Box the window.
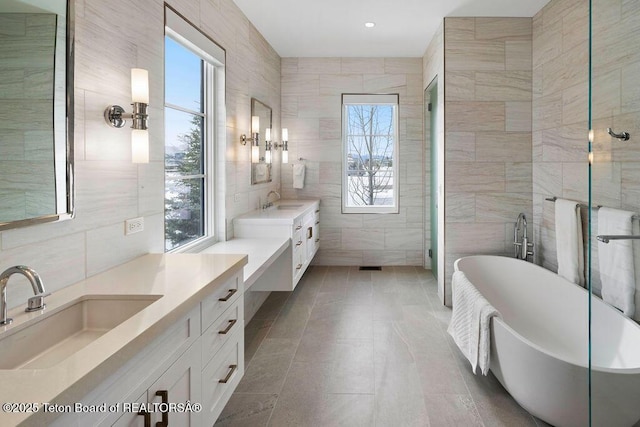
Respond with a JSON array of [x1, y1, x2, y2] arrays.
[[164, 7, 225, 251], [342, 94, 399, 214]]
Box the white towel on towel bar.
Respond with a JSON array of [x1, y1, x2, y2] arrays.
[[598, 207, 636, 316], [293, 164, 305, 189], [447, 270, 501, 375], [555, 198, 585, 287]]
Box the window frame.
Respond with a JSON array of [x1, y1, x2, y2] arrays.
[[164, 6, 225, 253], [341, 93, 400, 214]]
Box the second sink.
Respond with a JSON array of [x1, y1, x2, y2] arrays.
[[277, 204, 303, 210]]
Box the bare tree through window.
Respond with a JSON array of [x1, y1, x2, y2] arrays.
[[343, 94, 398, 213]]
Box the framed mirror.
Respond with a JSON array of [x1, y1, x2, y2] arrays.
[[251, 98, 272, 185], [0, 0, 74, 230]]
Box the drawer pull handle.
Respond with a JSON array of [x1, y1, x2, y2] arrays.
[[295, 240, 302, 247], [155, 390, 169, 427], [295, 225, 302, 230], [218, 288, 237, 302], [137, 410, 151, 427], [219, 319, 237, 334], [315, 238, 320, 243], [315, 209, 320, 213], [219, 364, 238, 383], [296, 264, 302, 270], [315, 221, 320, 225], [307, 227, 313, 239]]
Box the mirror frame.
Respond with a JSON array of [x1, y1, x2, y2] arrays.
[[0, 0, 74, 231], [251, 97, 272, 185]]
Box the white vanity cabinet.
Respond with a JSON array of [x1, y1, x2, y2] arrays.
[[234, 200, 320, 290], [49, 268, 245, 427]]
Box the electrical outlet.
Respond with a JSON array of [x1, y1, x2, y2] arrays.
[[234, 193, 241, 202], [125, 217, 144, 235]]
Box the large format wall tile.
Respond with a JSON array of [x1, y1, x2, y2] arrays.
[[443, 17, 533, 304], [282, 57, 424, 266]]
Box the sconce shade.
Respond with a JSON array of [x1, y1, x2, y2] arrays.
[[251, 116, 260, 134], [265, 149, 272, 164], [131, 68, 149, 104], [265, 128, 271, 141], [282, 128, 288, 141], [251, 145, 260, 164], [282, 149, 288, 164], [132, 129, 149, 163]]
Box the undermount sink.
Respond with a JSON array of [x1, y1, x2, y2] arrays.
[[277, 204, 303, 210], [0, 295, 161, 370]]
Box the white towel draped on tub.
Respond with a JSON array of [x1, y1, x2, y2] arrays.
[[555, 198, 585, 287], [598, 207, 636, 317], [293, 164, 305, 189], [447, 270, 501, 375]]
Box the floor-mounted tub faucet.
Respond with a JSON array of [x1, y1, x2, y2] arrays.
[[514, 213, 534, 261], [0, 266, 47, 325]]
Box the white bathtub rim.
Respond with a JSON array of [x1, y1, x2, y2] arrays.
[[454, 255, 640, 375]]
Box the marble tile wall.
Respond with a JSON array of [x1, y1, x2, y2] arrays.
[[281, 58, 424, 266], [0, 0, 281, 310], [531, 0, 589, 276], [533, 0, 640, 316], [443, 18, 533, 304]]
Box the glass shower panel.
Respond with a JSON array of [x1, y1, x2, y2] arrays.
[[590, 1, 640, 426]]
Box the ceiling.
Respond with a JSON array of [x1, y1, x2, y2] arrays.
[[232, 0, 551, 57]]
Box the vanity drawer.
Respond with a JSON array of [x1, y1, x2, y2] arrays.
[[201, 297, 244, 367], [201, 272, 242, 332], [201, 328, 244, 426], [293, 228, 303, 251], [292, 218, 303, 237]]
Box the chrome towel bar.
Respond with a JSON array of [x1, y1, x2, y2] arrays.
[[544, 197, 640, 220]]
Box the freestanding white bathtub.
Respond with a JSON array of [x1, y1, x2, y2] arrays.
[[454, 255, 640, 427]]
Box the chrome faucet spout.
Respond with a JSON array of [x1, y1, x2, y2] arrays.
[[263, 190, 281, 209], [0, 266, 46, 325]]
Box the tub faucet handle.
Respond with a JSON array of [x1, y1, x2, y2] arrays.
[[526, 242, 534, 258]]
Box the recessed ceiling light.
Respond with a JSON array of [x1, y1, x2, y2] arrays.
[[365, 22, 375, 28]]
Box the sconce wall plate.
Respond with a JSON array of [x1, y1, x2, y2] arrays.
[[104, 102, 149, 130], [104, 68, 150, 163]]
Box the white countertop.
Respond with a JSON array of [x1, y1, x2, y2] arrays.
[[201, 237, 290, 288], [233, 199, 320, 225], [0, 253, 247, 427]]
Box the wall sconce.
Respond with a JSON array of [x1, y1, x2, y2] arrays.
[[274, 128, 289, 164], [265, 128, 272, 164], [241, 116, 261, 163], [104, 68, 150, 163]]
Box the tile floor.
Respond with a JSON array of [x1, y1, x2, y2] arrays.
[[215, 266, 552, 426]]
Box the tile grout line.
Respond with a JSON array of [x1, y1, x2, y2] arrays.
[[265, 266, 327, 427], [244, 293, 293, 371], [238, 283, 297, 427]]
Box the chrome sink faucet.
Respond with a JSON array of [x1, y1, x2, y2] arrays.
[[263, 190, 281, 209], [0, 266, 46, 325]]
